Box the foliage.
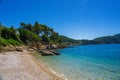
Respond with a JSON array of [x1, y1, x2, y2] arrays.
[[0, 22, 63, 46], [6, 39, 21, 46], [0, 37, 9, 46], [18, 28, 41, 44], [1, 26, 22, 43], [41, 34, 49, 44], [20, 22, 33, 31], [59, 35, 80, 45], [0, 37, 21, 46], [19, 22, 61, 44], [1, 22, 119, 47], [32, 22, 42, 35], [78, 34, 120, 45], [50, 32, 60, 43], [59, 33, 120, 45], [93, 34, 120, 44]]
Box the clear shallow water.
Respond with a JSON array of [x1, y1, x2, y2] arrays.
[[36, 44, 120, 80]]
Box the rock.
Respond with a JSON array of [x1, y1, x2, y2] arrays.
[[39, 50, 54, 56], [46, 45, 51, 50], [0, 45, 28, 52], [32, 47, 38, 50], [50, 50, 60, 55], [3, 45, 15, 51], [46, 45, 59, 50], [28, 49, 35, 52], [52, 45, 58, 48], [39, 50, 60, 56], [15, 47, 23, 52]]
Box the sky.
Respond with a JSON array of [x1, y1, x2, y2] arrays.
[[0, 0, 120, 40]]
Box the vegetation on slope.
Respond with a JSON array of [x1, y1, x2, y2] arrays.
[[0, 22, 120, 47], [0, 22, 61, 47], [58, 34, 120, 45], [78, 34, 120, 45]]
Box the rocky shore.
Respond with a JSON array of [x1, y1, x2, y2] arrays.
[[0, 44, 66, 56]]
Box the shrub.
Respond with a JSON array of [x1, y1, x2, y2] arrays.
[[0, 37, 21, 46], [6, 39, 21, 46], [0, 37, 9, 46]]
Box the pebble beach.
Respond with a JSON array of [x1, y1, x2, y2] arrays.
[[0, 51, 63, 80]]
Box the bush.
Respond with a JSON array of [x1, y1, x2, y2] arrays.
[[1, 27, 22, 43], [6, 39, 21, 46], [0, 37, 21, 46], [0, 37, 9, 46]]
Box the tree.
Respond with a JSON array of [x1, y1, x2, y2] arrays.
[[0, 23, 6, 37], [18, 28, 41, 44], [50, 32, 60, 43], [20, 22, 26, 28], [10, 26, 16, 33], [1, 27, 10, 39], [20, 22, 32, 31], [32, 22, 42, 35], [41, 34, 49, 44], [0, 23, 2, 36], [1, 26, 21, 43]]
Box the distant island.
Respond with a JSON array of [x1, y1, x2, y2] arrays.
[[0, 22, 120, 52]]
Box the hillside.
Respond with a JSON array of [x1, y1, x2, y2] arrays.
[[93, 33, 120, 44], [0, 22, 62, 48], [78, 33, 120, 45], [59, 33, 120, 45], [0, 22, 120, 48]]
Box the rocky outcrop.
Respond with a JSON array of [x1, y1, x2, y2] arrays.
[[0, 45, 28, 52], [46, 44, 67, 50], [39, 50, 60, 56], [50, 50, 60, 55], [0, 44, 64, 56]]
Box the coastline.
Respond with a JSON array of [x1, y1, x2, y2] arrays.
[[0, 50, 64, 80], [30, 52, 65, 80]]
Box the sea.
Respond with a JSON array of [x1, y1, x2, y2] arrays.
[[35, 44, 120, 80]]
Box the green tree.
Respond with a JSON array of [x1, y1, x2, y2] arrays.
[[18, 28, 41, 44], [0, 23, 2, 36], [20, 22, 32, 31], [1, 26, 21, 42], [1, 27, 8, 39], [50, 32, 60, 43], [32, 22, 42, 35], [41, 34, 49, 44]]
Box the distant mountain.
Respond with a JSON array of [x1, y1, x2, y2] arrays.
[[60, 33, 120, 46], [93, 33, 120, 44], [59, 35, 80, 45]]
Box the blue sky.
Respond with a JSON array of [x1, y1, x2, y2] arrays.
[[0, 0, 120, 39]]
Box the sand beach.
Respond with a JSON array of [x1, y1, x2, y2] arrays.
[[0, 51, 63, 80]]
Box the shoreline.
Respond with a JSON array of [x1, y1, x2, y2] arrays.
[[0, 50, 64, 80], [30, 52, 64, 80], [32, 52, 68, 80]]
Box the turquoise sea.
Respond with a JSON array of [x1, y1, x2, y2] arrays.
[[36, 44, 120, 80]]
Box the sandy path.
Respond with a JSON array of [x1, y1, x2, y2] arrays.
[[0, 51, 50, 80]]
